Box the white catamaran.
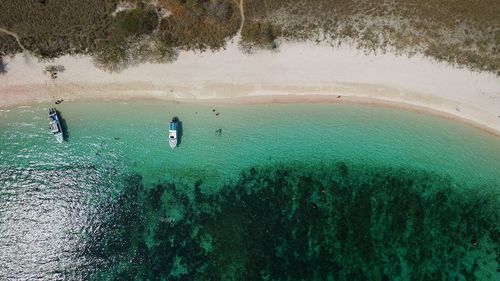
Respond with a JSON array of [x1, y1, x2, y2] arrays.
[[168, 117, 179, 149], [48, 108, 64, 143]]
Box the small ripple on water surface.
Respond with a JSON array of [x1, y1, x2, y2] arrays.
[[0, 164, 123, 281]]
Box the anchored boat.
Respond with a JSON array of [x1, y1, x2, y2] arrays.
[[168, 117, 179, 149], [48, 108, 63, 143]]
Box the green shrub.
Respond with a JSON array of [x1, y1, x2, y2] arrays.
[[157, 0, 240, 51], [241, 21, 281, 50], [93, 4, 159, 71], [112, 5, 158, 42]]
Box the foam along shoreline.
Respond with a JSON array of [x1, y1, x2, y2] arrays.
[[1, 40, 499, 134]]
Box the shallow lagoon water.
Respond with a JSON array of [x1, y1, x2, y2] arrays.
[[0, 101, 499, 280]]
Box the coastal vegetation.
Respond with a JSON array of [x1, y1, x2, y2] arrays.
[[0, 0, 115, 57], [156, 0, 240, 51], [241, 22, 281, 52], [243, 0, 500, 74], [92, 2, 163, 71], [0, 0, 499, 73]]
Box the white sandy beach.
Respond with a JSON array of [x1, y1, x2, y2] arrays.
[[1, 39, 499, 135]]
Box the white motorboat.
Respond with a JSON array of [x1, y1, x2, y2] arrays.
[[168, 117, 178, 149], [48, 108, 63, 143]]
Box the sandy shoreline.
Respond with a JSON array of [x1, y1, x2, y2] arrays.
[[3, 91, 498, 137], [1, 40, 499, 135]]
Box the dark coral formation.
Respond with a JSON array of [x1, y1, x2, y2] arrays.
[[84, 163, 500, 280]]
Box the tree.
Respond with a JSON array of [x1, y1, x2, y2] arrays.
[[44, 64, 65, 79]]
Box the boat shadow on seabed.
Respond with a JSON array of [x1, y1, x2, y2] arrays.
[[55, 109, 69, 141], [176, 119, 183, 147]]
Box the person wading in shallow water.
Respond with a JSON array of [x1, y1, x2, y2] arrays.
[[215, 129, 222, 136], [471, 238, 478, 247]]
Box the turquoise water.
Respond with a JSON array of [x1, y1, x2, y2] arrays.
[[0, 101, 499, 280]]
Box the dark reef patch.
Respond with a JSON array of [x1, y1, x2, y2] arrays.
[[82, 162, 500, 281]]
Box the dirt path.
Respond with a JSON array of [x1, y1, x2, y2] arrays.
[[234, 0, 245, 34], [0, 27, 26, 51]]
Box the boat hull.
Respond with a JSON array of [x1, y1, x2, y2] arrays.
[[49, 108, 64, 143], [55, 133, 64, 143], [168, 137, 177, 149], [168, 117, 179, 149]]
